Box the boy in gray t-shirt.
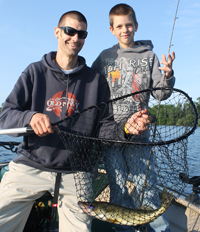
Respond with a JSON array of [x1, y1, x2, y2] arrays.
[[92, 3, 175, 232]]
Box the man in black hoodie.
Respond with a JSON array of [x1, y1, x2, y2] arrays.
[[0, 11, 110, 232], [0, 10, 151, 232]]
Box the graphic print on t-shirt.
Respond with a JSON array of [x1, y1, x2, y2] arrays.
[[46, 89, 79, 119], [102, 57, 152, 120]]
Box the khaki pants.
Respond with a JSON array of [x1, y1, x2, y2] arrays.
[[0, 161, 92, 232]]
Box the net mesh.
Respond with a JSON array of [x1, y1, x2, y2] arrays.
[[56, 88, 197, 226]]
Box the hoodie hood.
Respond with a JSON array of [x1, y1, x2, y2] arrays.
[[113, 40, 154, 54], [41, 51, 87, 76]]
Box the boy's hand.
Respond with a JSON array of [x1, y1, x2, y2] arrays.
[[30, 113, 54, 137], [159, 51, 175, 78], [125, 109, 152, 135]]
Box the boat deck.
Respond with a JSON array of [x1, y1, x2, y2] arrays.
[[165, 196, 200, 232]]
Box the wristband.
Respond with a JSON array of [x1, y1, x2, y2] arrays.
[[124, 123, 130, 134]]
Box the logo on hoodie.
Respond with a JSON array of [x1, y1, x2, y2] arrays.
[[46, 89, 79, 118]]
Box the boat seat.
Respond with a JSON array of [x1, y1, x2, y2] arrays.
[[179, 172, 200, 193], [0, 164, 9, 180], [179, 172, 200, 204]]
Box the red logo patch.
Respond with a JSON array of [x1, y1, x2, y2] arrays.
[[46, 89, 79, 118]]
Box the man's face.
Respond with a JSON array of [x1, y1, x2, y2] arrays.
[[55, 17, 87, 58], [110, 14, 138, 49]]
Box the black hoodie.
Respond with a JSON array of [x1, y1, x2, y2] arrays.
[[0, 52, 116, 173]]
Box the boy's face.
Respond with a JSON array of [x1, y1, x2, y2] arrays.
[[110, 14, 138, 49]]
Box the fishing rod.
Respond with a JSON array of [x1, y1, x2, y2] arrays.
[[140, 0, 181, 206], [168, 0, 180, 55]]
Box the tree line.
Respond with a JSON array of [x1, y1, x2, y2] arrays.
[[191, 97, 200, 126], [149, 105, 197, 127], [148, 97, 200, 127]]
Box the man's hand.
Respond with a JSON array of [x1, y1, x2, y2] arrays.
[[159, 51, 175, 78], [125, 109, 152, 135], [30, 113, 54, 137]]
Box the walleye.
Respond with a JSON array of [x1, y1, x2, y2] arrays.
[[78, 188, 174, 226]]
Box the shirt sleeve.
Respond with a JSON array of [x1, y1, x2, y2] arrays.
[[151, 54, 175, 100], [0, 68, 37, 136], [91, 54, 102, 73]]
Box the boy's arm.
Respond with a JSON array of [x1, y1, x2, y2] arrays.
[[151, 52, 175, 100], [91, 54, 102, 73], [125, 110, 151, 135], [152, 51, 175, 87]]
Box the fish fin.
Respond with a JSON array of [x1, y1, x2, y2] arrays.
[[107, 219, 121, 224]]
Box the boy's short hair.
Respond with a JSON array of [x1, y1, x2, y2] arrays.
[[109, 3, 138, 27], [58, 11, 87, 27]]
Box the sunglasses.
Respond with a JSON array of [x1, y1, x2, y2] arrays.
[[59, 26, 88, 39]]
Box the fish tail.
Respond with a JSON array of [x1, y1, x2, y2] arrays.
[[161, 187, 174, 207], [151, 189, 174, 220]]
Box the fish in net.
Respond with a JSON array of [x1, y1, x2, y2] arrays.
[[53, 87, 198, 226]]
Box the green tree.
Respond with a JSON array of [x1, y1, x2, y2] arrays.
[[194, 97, 200, 127], [148, 99, 199, 127]]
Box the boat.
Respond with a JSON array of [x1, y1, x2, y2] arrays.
[[1, 158, 200, 232], [164, 175, 200, 232], [165, 193, 200, 232]]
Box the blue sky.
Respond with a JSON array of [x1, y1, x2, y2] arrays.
[[0, 0, 200, 105]]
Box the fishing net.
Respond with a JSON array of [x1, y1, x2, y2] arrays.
[[56, 88, 198, 226]]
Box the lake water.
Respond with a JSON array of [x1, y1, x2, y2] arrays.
[[0, 128, 200, 196]]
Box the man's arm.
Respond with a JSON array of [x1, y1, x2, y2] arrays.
[[30, 113, 53, 137], [0, 72, 36, 136], [0, 67, 54, 137]]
